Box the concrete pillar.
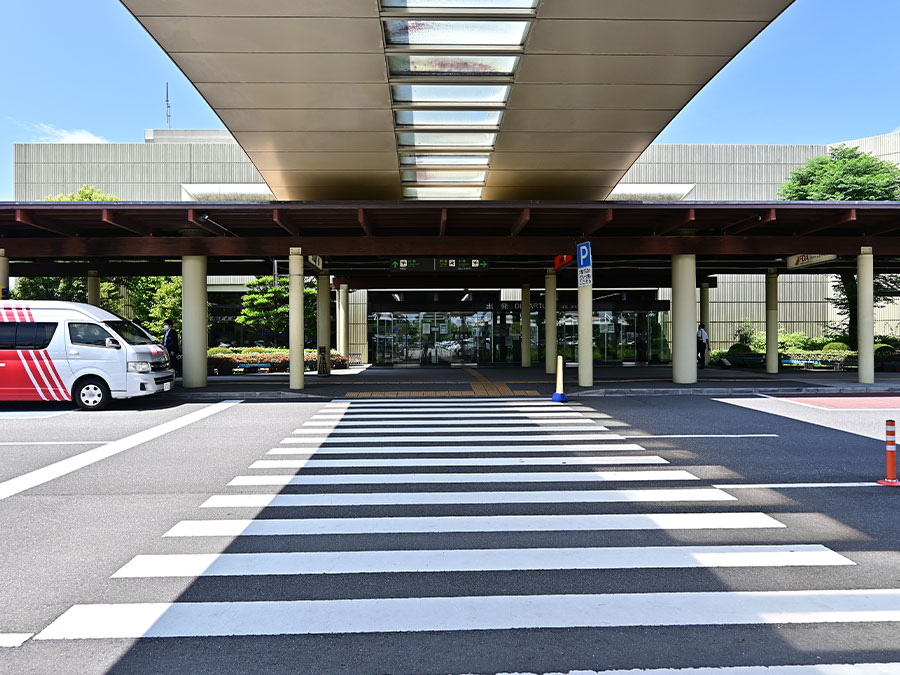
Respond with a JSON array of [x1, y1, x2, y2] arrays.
[[544, 270, 557, 375], [700, 281, 710, 366], [0, 249, 9, 300], [858, 246, 875, 384], [87, 270, 100, 306], [317, 273, 331, 353], [765, 269, 779, 374], [289, 248, 304, 390], [521, 284, 532, 367], [181, 255, 208, 388], [577, 284, 593, 387], [671, 254, 697, 384], [337, 283, 350, 357]]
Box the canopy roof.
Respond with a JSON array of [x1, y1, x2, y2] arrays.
[[120, 0, 795, 201]]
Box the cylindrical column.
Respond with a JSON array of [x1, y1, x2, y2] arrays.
[[671, 254, 697, 384], [544, 271, 557, 374], [181, 255, 208, 388], [521, 284, 532, 367], [766, 269, 779, 374], [858, 247, 875, 384], [0, 249, 9, 300], [700, 281, 710, 366], [337, 283, 350, 357], [289, 248, 304, 390], [317, 272, 332, 353], [577, 284, 593, 387], [87, 270, 100, 306]]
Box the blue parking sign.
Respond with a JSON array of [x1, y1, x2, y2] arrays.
[[577, 242, 592, 269]]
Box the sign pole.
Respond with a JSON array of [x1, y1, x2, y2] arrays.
[[577, 242, 593, 388]]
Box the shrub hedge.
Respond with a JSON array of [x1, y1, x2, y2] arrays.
[[207, 347, 349, 373]]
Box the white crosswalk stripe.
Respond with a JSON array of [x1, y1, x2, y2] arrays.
[[33, 395, 888, 671]]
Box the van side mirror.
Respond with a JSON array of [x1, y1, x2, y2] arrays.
[[105, 338, 122, 350]]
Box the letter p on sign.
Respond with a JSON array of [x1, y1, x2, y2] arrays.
[[577, 242, 592, 269]]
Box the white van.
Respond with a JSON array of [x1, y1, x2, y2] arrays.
[[0, 300, 175, 410]]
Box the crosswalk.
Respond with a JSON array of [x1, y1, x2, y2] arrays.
[[32, 397, 900, 671]]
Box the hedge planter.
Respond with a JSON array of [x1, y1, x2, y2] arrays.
[[207, 347, 349, 374]]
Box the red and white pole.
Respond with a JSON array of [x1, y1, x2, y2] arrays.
[[877, 419, 900, 486]]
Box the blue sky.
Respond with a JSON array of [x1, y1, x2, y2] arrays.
[[1, 0, 899, 200]]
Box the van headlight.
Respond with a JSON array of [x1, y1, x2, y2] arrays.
[[127, 361, 152, 373]]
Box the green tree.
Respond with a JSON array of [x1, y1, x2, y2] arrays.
[[236, 276, 291, 345], [45, 185, 119, 202], [146, 278, 183, 338], [779, 145, 900, 347]]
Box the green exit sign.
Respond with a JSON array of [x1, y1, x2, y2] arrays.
[[390, 258, 422, 271]]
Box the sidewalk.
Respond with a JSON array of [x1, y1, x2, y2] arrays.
[[168, 364, 900, 401]]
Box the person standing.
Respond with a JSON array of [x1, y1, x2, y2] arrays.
[[697, 322, 710, 369], [163, 319, 179, 372]]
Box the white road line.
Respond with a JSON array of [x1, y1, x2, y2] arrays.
[[0, 633, 33, 648], [201, 487, 735, 508], [112, 544, 853, 578], [295, 426, 609, 434], [229, 470, 699, 486], [269, 443, 648, 455], [261, 456, 668, 468], [332, 398, 549, 405], [468, 664, 900, 675], [715, 482, 880, 489], [165, 512, 785, 537], [313, 412, 598, 419], [281, 434, 626, 444], [622, 434, 779, 439], [303, 420, 598, 427], [0, 401, 243, 500], [0, 441, 111, 446], [35, 588, 900, 639]]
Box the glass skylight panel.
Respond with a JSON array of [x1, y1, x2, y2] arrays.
[[402, 170, 487, 183], [384, 20, 530, 46], [388, 55, 518, 76], [397, 132, 497, 147], [404, 186, 483, 199], [395, 110, 502, 126], [400, 153, 491, 166], [392, 84, 509, 103], [383, 1, 537, 8]]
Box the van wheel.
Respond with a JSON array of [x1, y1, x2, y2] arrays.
[[74, 378, 111, 411]]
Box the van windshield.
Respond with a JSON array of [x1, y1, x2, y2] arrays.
[[104, 320, 157, 346]]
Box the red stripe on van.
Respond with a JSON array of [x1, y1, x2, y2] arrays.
[[39, 350, 71, 400], [22, 350, 59, 401]]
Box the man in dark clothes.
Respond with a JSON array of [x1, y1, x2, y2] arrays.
[[162, 319, 179, 372]]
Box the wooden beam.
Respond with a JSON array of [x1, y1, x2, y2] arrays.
[[723, 208, 776, 235], [357, 208, 373, 236], [439, 208, 447, 236], [654, 208, 696, 236], [15, 209, 71, 237], [187, 209, 228, 237], [794, 208, 856, 236], [510, 208, 531, 237], [582, 209, 613, 236], [272, 208, 300, 237], [867, 220, 900, 236], [101, 209, 148, 236]]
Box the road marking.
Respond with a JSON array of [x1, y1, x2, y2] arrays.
[[0, 411, 69, 420], [259, 456, 668, 467], [113, 544, 852, 578], [0, 441, 111, 446], [468, 664, 900, 675], [295, 425, 610, 434], [201, 488, 735, 508], [35, 588, 900, 639], [303, 419, 598, 427], [269, 443, 648, 455], [165, 512, 785, 537], [715, 482, 880, 489], [0, 633, 33, 647], [313, 411, 599, 419], [229, 469, 699, 486], [331, 398, 548, 405], [621, 434, 779, 439], [0, 401, 243, 500], [281, 433, 626, 444]]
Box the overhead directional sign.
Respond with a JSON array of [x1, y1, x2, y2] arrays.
[[786, 253, 837, 270], [577, 241, 592, 287], [391, 258, 489, 272], [554, 254, 574, 271]]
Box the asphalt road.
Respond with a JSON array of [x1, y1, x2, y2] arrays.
[[0, 393, 899, 674]]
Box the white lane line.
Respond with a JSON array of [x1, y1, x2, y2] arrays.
[[715, 482, 880, 489], [0, 633, 33, 647], [303, 420, 599, 427], [0, 401, 243, 500], [281, 434, 626, 444], [0, 441, 111, 446], [468, 664, 900, 675], [313, 412, 597, 419], [35, 588, 900, 639], [201, 488, 735, 508], [261, 456, 668, 467], [622, 434, 779, 439], [229, 470, 699, 486], [165, 512, 785, 537], [113, 544, 853, 578], [269, 443, 648, 455], [295, 426, 609, 434], [332, 398, 549, 405]]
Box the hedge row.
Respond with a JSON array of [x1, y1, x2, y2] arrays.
[[207, 347, 349, 372]]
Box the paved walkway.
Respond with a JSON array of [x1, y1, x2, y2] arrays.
[[169, 364, 900, 401]]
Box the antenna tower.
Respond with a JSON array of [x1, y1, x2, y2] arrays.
[[165, 82, 172, 129]]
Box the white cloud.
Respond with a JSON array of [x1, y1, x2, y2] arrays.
[[31, 122, 107, 144]]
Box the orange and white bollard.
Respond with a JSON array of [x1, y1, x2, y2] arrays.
[[877, 419, 900, 487]]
